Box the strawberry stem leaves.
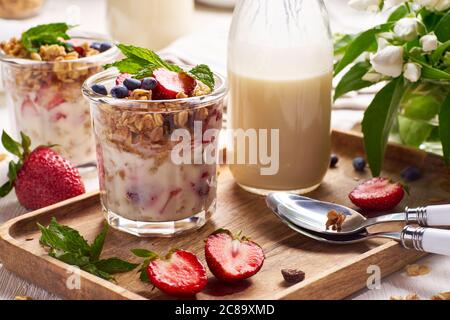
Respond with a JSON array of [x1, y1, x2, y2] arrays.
[[38, 218, 138, 281], [131, 248, 159, 283]]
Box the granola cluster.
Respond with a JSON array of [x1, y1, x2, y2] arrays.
[[0, 0, 43, 19], [325, 210, 346, 232], [94, 100, 223, 158]]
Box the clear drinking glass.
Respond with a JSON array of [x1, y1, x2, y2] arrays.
[[106, 0, 194, 51], [228, 0, 334, 195], [83, 68, 226, 237], [1, 36, 119, 166]]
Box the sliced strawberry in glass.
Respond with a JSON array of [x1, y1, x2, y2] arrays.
[[152, 68, 197, 100], [35, 85, 65, 110]]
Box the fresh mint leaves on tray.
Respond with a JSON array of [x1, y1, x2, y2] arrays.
[[105, 44, 216, 90], [38, 218, 138, 281], [21, 23, 73, 53]]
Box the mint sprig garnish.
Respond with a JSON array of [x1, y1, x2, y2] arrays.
[[105, 44, 216, 90], [21, 23, 73, 53], [38, 218, 138, 281], [0, 131, 31, 197]]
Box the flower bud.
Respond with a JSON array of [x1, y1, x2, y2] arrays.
[[416, 0, 450, 11], [348, 0, 380, 11], [403, 63, 422, 82], [420, 34, 438, 52], [370, 45, 404, 77], [394, 18, 422, 41], [362, 71, 382, 82]]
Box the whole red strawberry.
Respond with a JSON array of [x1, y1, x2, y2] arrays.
[[146, 250, 207, 297], [205, 229, 265, 283], [349, 177, 405, 211], [0, 131, 85, 210]]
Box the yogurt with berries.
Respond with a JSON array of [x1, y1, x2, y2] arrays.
[[83, 44, 226, 236], [0, 23, 119, 165]]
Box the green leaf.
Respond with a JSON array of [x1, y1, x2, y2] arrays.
[[439, 92, 450, 165], [0, 181, 13, 197], [431, 40, 450, 65], [334, 61, 373, 101], [435, 11, 450, 42], [49, 251, 91, 267], [388, 5, 409, 22], [398, 115, 434, 147], [402, 88, 441, 121], [95, 258, 138, 274], [7, 161, 18, 182], [334, 33, 357, 56], [189, 64, 215, 90], [1, 131, 22, 158], [21, 23, 71, 53], [117, 44, 182, 73], [334, 23, 393, 76], [411, 57, 450, 81], [362, 78, 409, 176], [104, 58, 148, 75], [81, 264, 114, 281], [38, 222, 72, 252], [47, 218, 90, 255], [131, 248, 158, 259], [140, 268, 150, 283], [20, 132, 31, 156], [90, 223, 108, 262]]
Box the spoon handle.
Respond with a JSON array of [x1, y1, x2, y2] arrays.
[[406, 205, 450, 227], [401, 226, 450, 256]]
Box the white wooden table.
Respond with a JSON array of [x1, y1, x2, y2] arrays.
[[0, 0, 449, 301]]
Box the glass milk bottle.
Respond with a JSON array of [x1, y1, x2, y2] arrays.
[[228, 0, 333, 195], [106, 0, 194, 51]]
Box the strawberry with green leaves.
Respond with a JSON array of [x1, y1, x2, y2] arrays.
[[0, 131, 85, 210]]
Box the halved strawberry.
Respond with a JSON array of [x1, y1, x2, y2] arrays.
[[205, 229, 264, 283], [146, 250, 207, 297], [35, 85, 65, 110], [72, 46, 86, 57], [116, 73, 131, 86], [349, 177, 405, 211], [152, 68, 197, 100]]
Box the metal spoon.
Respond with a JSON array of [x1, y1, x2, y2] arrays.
[[269, 198, 450, 256], [266, 192, 450, 236]]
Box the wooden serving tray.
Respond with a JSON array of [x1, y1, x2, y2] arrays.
[[1, 130, 449, 300]]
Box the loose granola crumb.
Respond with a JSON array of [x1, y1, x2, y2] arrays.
[[15, 296, 33, 300], [325, 210, 346, 232], [0, 154, 6, 162], [405, 264, 431, 277], [281, 269, 306, 284], [431, 292, 450, 300], [390, 293, 420, 300]]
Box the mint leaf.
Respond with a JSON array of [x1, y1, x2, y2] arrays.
[[334, 23, 393, 76], [398, 115, 434, 147], [81, 264, 114, 281], [48, 218, 90, 255], [2, 131, 22, 158], [190, 64, 215, 90], [49, 251, 90, 267], [90, 223, 108, 262], [435, 11, 450, 42], [439, 92, 450, 165], [21, 23, 72, 53], [117, 44, 181, 73], [95, 258, 138, 274], [334, 61, 373, 101], [362, 77, 409, 176], [131, 248, 158, 259], [104, 58, 148, 75]]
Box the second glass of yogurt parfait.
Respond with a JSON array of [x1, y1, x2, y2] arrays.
[[83, 66, 226, 237], [0, 25, 119, 166]]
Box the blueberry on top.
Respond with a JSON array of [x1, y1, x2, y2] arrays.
[[111, 85, 130, 99], [91, 84, 107, 95], [99, 42, 112, 52], [123, 78, 142, 91], [90, 42, 102, 51], [353, 157, 366, 172], [142, 77, 158, 90]]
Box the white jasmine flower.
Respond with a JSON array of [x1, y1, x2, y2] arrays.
[[403, 63, 422, 82], [394, 18, 421, 41], [420, 34, 438, 52], [362, 71, 383, 82], [348, 0, 380, 11], [378, 32, 395, 40], [416, 0, 450, 11], [370, 45, 404, 77], [377, 37, 390, 50]]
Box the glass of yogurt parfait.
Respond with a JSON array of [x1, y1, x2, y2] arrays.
[[83, 45, 226, 237], [0, 23, 119, 166]]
